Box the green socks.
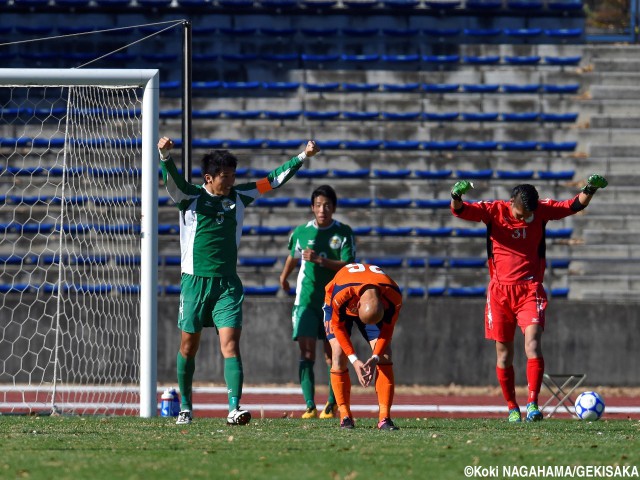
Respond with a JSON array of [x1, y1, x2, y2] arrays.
[[299, 360, 315, 409], [224, 356, 244, 411], [176, 352, 195, 411]]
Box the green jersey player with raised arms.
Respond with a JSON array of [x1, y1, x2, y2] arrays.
[[158, 137, 320, 426], [279, 185, 355, 418]]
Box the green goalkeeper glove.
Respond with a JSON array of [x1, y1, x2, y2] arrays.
[[451, 180, 474, 201], [582, 174, 608, 195]]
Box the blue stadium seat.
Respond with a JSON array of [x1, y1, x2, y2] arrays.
[[264, 139, 305, 149], [422, 28, 461, 38], [449, 258, 487, 268], [413, 198, 452, 208], [381, 28, 420, 37], [460, 141, 499, 151], [423, 112, 459, 121], [424, 0, 461, 10], [502, 84, 540, 94], [222, 110, 261, 119], [547, 228, 573, 238], [549, 259, 571, 268], [463, 27, 502, 37], [263, 110, 302, 120], [304, 111, 341, 120], [502, 112, 539, 122], [221, 53, 259, 62], [226, 139, 265, 148], [456, 168, 493, 178], [221, 81, 260, 90], [341, 27, 379, 37], [422, 54, 460, 64], [261, 0, 298, 8], [219, 27, 257, 36], [301, 0, 338, 8], [244, 286, 279, 296], [542, 84, 580, 94], [464, 0, 502, 10], [496, 170, 534, 179], [0, 284, 34, 294], [422, 84, 460, 93], [352, 227, 373, 235], [383, 140, 421, 150], [193, 139, 225, 149], [537, 170, 574, 180], [414, 227, 453, 237], [503, 28, 543, 38], [260, 27, 297, 36], [315, 140, 342, 149], [341, 54, 380, 63], [261, 53, 299, 62], [547, 0, 583, 12], [142, 53, 179, 62], [380, 54, 420, 63], [374, 198, 412, 208], [374, 169, 412, 178], [301, 54, 340, 63], [239, 256, 279, 267], [343, 111, 380, 120], [192, 26, 217, 36], [343, 0, 379, 8], [500, 141, 539, 151], [381, 112, 421, 121], [365, 257, 403, 268], [544, 28, 583, 39], [507, 0, 543, 9], [550, 287, 569, 297], [342, 83, 380, 92], [375, 227, 412, 236], [303, 83, 340, 92], [463, 55, 500, 65], [296, 168, 329, 178], [454, 228, 486, 237], [192, 109, 221, 119], [16, 26, 53, 35], [427, 287, 446, 296], [382, 83, 421, 92], [423, 140, 460, 150], [252, 226, 292, 236], [300, 27, 339, 36], [538, 141, 577, 151], [381, 0, 419, 8], [254, 197, 290, 207], [342, 140, 382, 149], [539, 112, 578, 122], [544, 56, 582, 66], [414, 170, 452, 179], [462, 84, 500, 94], [461, 112, 499, 121], [504, 55, 541, 65], [138, 0, 173, 6], [262, 82, 300, 91], [333, 168, 370, 178], [448, 286, 486, 297], [340, 198, 372, 208], [55, 0, 93, 5]]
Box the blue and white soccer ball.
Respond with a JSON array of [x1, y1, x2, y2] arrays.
[[574, 391, 605, 421]]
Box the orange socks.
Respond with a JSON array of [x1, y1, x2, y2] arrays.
[[375, 363, 395, 421], [330, 369, 352, 419]]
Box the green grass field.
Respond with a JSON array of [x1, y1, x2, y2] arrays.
[[1, 416, 639, 480]]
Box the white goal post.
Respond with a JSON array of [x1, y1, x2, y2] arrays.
[[0, 69, 159, 417]]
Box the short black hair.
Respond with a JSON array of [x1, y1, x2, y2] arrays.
[[310, 185, 338, 207], [201, 150, 238, 177], [511, 184, 539, 211]]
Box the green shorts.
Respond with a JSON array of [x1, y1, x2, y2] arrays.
[[178, 273, 244, 333], [292, 304, 325, 341]]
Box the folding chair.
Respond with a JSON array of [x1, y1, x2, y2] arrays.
[[541, 373, 586, 418]]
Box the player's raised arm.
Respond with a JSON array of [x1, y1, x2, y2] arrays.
[[158, 136, 174, 160], [450, 180, 474, 210], [304, 140, 320, 158]]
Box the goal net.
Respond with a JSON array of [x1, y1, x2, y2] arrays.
[[0, 69, 159, 417]]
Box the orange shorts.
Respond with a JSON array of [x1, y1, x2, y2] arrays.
[[485, 281, 547, 342]]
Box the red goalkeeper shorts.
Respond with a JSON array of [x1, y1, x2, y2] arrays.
[[484, 281, 547, 342]]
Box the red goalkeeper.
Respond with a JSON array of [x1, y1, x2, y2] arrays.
[[450, 174, 608, 422]]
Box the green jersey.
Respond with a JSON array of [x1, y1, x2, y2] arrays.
[[161, 153, 306, 277], [288, 220, 355, 308]]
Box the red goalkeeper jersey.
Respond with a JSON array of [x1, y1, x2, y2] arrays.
[[323, 263, 402, 358], [451, 195, 581, 285]]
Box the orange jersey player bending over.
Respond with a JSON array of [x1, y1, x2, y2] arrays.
[[322, 262, 402, 430]]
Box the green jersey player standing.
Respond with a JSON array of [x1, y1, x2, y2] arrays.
[[279, 185, 355, 419], [158, 137, 320, 426]]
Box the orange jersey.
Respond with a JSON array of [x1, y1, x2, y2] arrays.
[[323, 263, 402, 357]]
